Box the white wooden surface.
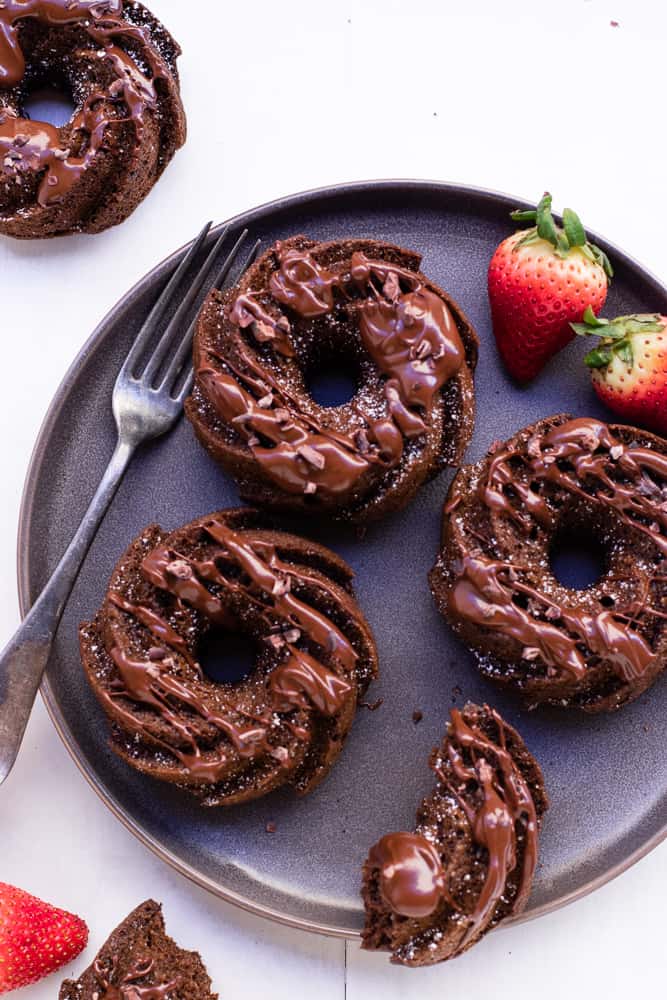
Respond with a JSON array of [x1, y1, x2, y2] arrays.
[[1, 1, 666, 996]]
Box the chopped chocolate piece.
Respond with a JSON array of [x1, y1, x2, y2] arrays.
[[359, 697, 384, 712], [298, 445, 326, 470]]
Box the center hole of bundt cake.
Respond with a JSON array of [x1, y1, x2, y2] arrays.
[[197, 629, 257, 685], [549, 528, 607, 591], [308, 363, 358, 408], [302, 330, 361, 409], [23, 81, 76, 128]]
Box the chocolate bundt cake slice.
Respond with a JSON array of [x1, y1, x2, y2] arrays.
[[362, 704, 548, 967], [0, 1, 186, 238], [59, 900, 217, 1000], [79, 508, 378, 806], [186, 236, 478, 524], [431, 414, 667, 712]]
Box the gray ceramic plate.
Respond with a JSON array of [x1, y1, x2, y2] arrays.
[[18, 181, 667, 937]]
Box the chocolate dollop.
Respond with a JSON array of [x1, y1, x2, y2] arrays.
[[369, 832, 448, 919]]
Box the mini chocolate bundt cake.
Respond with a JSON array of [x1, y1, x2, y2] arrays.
[[79, 508, 378, 806], [60, 900, 217, 1000], [186, 236, 478, 524], [430, 415, 667, 712], [362, 704, 548, 967], [0, 1, 186, 238]]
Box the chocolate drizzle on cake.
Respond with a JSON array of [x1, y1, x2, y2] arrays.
[[108, 592, 200, 672], [350, 253, 466, 410], [370, 709, 538, 930], [92, 955, 178, 1000], [197, 356, 372, 497], [432, 708, 539, 945], [269, 245, 339, 317], [431, 414, 667, 711], [102, 518, 356, 782], [0, 1, 170, 207], [79, 510, 378, 805], [209, 245, 466, 498], [0, 0, 186, 237], [485, 417, 667, 553], [229, 293, 295, 358], [449, 553, 653, 683], [0, 1, 123, 86], [187, 237, 478, 523], [362, 704, 547, 967]]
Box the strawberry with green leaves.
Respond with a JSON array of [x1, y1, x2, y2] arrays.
[[572, 308, 667, 435], [488, 192, 613, 382], [0, 882, 88, 994]]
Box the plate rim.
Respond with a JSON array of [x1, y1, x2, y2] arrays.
[[16, 177, 667, 939]]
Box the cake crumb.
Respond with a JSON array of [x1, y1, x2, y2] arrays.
[[360, 698, 384, 712], [412, 710, 423, 724]]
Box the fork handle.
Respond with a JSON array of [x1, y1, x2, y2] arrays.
[[0, 437, 135, 784]]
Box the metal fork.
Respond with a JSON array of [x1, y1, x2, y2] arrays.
[[0, 222, 260, 787]]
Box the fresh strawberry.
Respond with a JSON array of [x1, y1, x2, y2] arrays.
[[488, 192, 613, 382], [0, 883, 88, 994], [572, 309, 667, 435]]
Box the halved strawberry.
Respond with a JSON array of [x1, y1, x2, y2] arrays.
[[572, 309, 667, 435], [488, 192, 613, 382], [0, 882, 88, 994]]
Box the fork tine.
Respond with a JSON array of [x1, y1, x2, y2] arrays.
[[118, 221, 212, 380], [141, 224, 233, 386], [233, 237, 263, 283], [161, 236, 261, 397], [173, 365, 195, 404], [213, 227, 250, 290]]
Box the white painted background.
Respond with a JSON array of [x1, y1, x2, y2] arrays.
[[2, 0, 666, 996]]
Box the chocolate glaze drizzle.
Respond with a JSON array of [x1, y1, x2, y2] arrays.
[[0, 1, 122, 86], [109, 591, 200, 673], [198, 361, 371, 497], [93, 956, 179, 1000], [0, 0, 170, 206], [370, 708, 539, 952], [102, 518, 356, 784], [449, 417, 665, 684], [350, 254, 465, 412], [434, 708, 538, 947], [449, 554, 653, 682], [229, 293, 295, 358], [486, 417, 667, 554], [269, 246, 338, 317], [199, 243, 466, 498]]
